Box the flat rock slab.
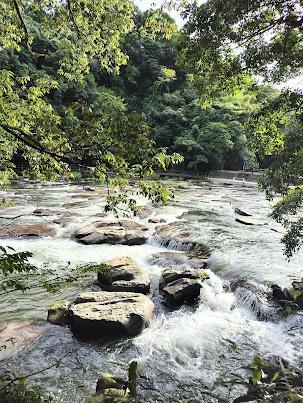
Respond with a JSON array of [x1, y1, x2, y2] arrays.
[[98, 256, 150, 294], [236, 217, 267, 226], [0, 222, 56, 238], [74, 220, 148, 245], [70, 291, 155, 338]]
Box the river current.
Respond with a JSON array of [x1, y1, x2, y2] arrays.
[[0, 178, 303, 402]]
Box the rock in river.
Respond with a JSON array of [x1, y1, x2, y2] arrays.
[[235, 217, 267, 226], [98, 256, 150, 294], [0, 222, 56, 238], [70, 291, 155, 338], [74, 220, 148, 245], [159, 267, 209, 307]]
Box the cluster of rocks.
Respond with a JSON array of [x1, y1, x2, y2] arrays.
[[48, 257, 155, 339]]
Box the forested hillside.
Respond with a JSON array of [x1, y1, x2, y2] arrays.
[[0, 9, 278, 173]]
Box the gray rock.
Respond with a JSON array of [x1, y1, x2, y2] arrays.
[[161, 278, 202, 307], [136, 206, 154, 219], [0, 222, 56, 238], [33, 208, 59, 216], [70, 291, 155, 338], [74, 220, 148, 245], [159, 267, 209, 289], [98, 256, 150, 294]]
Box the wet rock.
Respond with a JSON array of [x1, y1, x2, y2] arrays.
[[160, 278, 202, 307], [0, 322, 44, 361], [235, 217, 267, 225], [137, 206, 154, 219], [148, 217, 166, 224], [154, 222, 211, 255], [232, 280, 282, 321], [159, 267, 209, 289], [74, 220, 148, 245], [234, 207, 252, 217], [98, 256, 150, 294], [271, 283, 303, 311], [70, 291, 155, 338], [47, 299, 71, 326], [0, 222, 56, 238]]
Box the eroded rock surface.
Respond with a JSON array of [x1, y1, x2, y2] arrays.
[[98, 256, 150, 294]]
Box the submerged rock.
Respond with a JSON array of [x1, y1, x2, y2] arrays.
[[70, 291, 155, 338], [98, 256, 150, 294], [0, 322, 44, 361], [74, 220, 148, 245], [47, 299, 71, 326], [159, 267, 209, 307], [234, 207, 252, 217], [235, 217, 267, 226], [0, 222, 56, 238], [83, 186, 96, 191]]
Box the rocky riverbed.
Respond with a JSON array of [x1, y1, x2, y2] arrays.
[[0, 179, 303, 402]]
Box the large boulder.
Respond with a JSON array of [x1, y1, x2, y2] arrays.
[[98, 256, 150, 294], [0, 222, 56, 238], [159, 267, 209, 308], [70, 291, 155, 338], [74, 220, 148, 245]]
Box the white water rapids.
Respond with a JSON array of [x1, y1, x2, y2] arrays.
[[0, 179, 303, 402]]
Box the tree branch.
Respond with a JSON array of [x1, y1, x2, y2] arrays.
[[12, 0, 29, 43], [0, 123, 94, 168]]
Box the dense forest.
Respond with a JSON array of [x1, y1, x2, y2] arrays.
[[0, 9, 279, 173]]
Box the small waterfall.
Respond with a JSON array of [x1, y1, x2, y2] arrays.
[[148, 233, 194, 251], [233, 280, 282, 321]]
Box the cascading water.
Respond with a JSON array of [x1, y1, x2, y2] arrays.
[[0, 179, 303, 402]]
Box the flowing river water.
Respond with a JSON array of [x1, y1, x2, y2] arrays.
[[0, 178, 303, 402]]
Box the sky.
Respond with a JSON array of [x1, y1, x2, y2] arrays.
[[134, 0, 303, 90]]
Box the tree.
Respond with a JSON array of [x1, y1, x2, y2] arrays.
[[0, 1, 182, 212], [178, 0, 303, 255]]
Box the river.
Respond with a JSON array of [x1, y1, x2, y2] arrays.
[[0, 179, 303, 402]]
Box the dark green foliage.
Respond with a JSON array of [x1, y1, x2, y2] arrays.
[[0, 371, 53, 403]]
